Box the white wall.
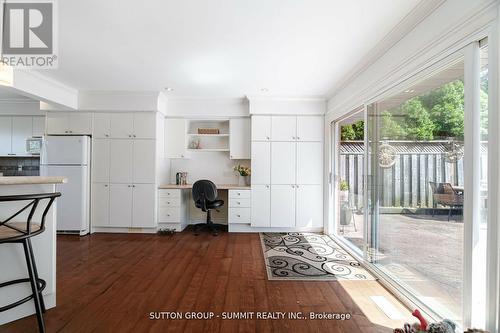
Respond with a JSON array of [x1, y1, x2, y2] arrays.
[[78, 91, 161, 111], [166, 98, 248, 117], [170, 152, 249, 185], [327, 0, 497, 120], [0, 102, 43, 115], [249, 97, 325, 115]]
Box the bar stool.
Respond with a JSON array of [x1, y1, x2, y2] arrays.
[[0, 192, 61, 333]]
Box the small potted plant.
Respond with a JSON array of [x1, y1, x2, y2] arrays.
[[339, 180, 349, 202], [234, 165, 251, 186]]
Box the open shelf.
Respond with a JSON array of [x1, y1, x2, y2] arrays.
[[187, 133, 230, 137]]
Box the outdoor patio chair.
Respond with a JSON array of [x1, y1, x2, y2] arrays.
[[429, 181, 463, 221]]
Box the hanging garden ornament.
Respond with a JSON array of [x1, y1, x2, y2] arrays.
[[378, 141, 397, 168], [444, 139, 464, 163]]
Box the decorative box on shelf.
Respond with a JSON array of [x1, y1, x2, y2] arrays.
[[198, 128, 220, 134]]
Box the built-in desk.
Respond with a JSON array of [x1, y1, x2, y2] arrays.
[[157, 184, 251, 231]]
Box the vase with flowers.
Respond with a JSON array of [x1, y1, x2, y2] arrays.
[[233, 165, 251, 186]]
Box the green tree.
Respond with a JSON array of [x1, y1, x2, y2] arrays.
[[352, 120, 364, 140], [401, 99, 435, 140], [380, 111, 406, 139], [340, 124, 356, 140]]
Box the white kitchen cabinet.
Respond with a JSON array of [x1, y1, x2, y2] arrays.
[[296, 142, 323, 184], [132, 140, 156, 183], [271, 142, 296, 185], [46, 113, 68, 135], [296, 185, 323, 228], [296, 116, 324, 142], [164, 118, 188, 158], [12, 117, 32, 155], [92, 183, 110, 227], [92, 139, 110, 183], [46, 112, 92, 134], [93, 113, 111, 138], [133, 113, 156, 139], [251, 142, 270, 185], [109, 140, 133, 183], [132, 184, 156, 227], [110, 113, 134, 138], [109, 184, 133, 227], [251, 185, 270, 227], [0, 117, 12, 155], [270, 185, 296, 227], [271, 116, 296, 141], [251, 116, 271, 141], [229, 118, 251, 159], [32, 117, 45, 137]]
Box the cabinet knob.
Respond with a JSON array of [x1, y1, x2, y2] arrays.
[[296, 185, 300, 188], [297, 137, 300, 140], [265, 185, 269, 188], [133, 134, 136, 137], [237, 202, 240, 205], [292, 136, 295, 140], [167, 202, 170, 204], [230, 155, 233, 158], [237, 193, 241, 195], [237, 214, 241, 217], [181, 155, 184, 158], [132, 185, 136, 187], [128, 135, 132, 138], [105, 134, 109, 137], [167, 214, 171, 217], [104, 184, 108, 187], [266, 136, 270, 140]]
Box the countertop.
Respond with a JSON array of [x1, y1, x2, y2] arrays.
[[0, 176, 68, 185], [158, 184, 251, 190]]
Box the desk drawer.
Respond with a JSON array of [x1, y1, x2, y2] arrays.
[[158, 207, 181, 222], [158, 189, 181, 198], [158, 197, 181, 207], [229, 208, 251, 224], [229, 198, 251, 208], [229, 190, 251, 199]]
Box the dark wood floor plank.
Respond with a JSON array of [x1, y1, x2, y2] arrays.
[[0, 232, 408, 333]]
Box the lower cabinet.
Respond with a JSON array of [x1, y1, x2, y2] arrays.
[[228, 189, 251, 224], [92, 183, 110, 227], [296, 185, 323, 228], [251, 185, 271, 227], [95, 183, 156, 228], [270, 185, 296, 227]]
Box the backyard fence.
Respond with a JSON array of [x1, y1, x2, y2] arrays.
[[339, 141, 487, 209]]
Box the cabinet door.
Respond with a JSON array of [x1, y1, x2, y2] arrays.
[[271, 116, 296, 141], [296, 142, 323, 185], [69, 113, 92, 134], [164, 118, 187, 158], [109, 140, 133, 183], [251, 185, 270, 227], [110, 113, 134, 138], [32, 116, 45, 137], [132, 184, 156, 227], [296, 185, 323, 228], [133, 113, 156, 139], [109, 184, 132, 227], [229, 118, 251, 159], [271, 142, 296, 185], [12, 117, 32, 155], [92, 139, 110, 183], [132, 140, 156, 183], [251, 142, 270, 185], [46, 113, 69, 134], [92, 183, 110, 227], [296, 116, 324, 142], [270, 185, 296, 227], [251, 116, 271, 141], [93, 113, 111, 138], [0, 117, 12, 155]]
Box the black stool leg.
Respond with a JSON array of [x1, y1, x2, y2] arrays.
[[22, 239, 46, 333], [27, 238, 46, 313]]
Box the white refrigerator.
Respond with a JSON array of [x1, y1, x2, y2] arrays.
[[40, 135, 91, 235]]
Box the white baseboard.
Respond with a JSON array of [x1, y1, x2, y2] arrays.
[[228, 224, 324, 233]]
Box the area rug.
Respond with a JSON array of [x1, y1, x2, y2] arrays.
[[260, 232, 376, 281]]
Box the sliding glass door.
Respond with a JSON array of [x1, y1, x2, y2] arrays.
[[329, 39, 493, 329]]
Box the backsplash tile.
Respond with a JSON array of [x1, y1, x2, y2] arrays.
[[0, 157, 40, 176]]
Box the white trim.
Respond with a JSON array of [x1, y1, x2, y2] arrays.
[[486, 14, 500, 333]]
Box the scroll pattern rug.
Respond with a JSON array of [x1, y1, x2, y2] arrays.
[[260, 232, 376, 281]]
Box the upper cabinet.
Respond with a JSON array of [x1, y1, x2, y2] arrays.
[[46, 112, 92, 135], [164, 118, 188, 159], [0, 116, 47, 156], [271, 116, 296, 141], [106, 112, 155, 139], [296, 116, 324, 142], [251, 116, 271, 141], [229, 118, 250, 159], [251, 115, 323, 142]]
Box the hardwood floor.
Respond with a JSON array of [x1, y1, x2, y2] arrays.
[[1, 232, 412, 333]]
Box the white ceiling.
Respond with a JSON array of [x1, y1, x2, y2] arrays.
[[35, 0, 421, 98]]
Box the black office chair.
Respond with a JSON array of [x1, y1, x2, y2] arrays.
[[192, 180, 225, 236]]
